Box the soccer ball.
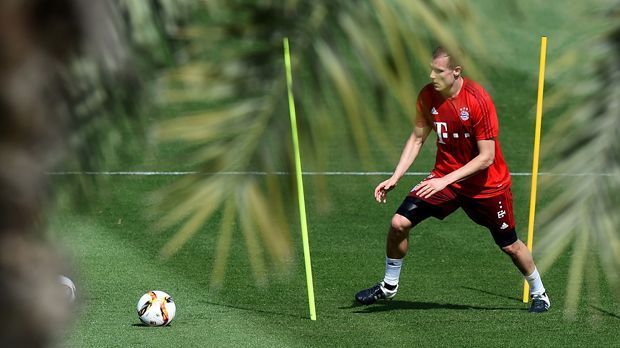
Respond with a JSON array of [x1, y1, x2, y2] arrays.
[[136, 290, 176, 326], [59, 275, 76, 303]]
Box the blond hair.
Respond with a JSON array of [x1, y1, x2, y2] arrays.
[[432, 46, 462, 70]]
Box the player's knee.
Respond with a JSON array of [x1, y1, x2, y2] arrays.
[[501, 241, 520, 255], [491, 228, 518, 249], [395, 197, 434, 228], [390, 215, 412, 236]]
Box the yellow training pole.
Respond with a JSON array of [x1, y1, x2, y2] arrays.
[[523, 36, 547, 303], [283, 37, 317, 320]]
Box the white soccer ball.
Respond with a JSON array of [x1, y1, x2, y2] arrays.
[[59, 275, 76, 303], [136, 290, 176, 326]]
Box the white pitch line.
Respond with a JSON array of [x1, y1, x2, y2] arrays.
[[46, 171, 616, 177]]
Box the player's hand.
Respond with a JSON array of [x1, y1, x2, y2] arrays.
[[415, 178, 448, 199], [374, 178, 398, 203]]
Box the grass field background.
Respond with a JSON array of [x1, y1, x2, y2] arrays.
[[53, 175, 620, 347], [51, 1, 619, 347]]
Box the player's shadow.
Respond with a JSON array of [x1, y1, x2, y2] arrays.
[[343, 286, 525, 313], [346, 300, 523, 313], [460, 286, 521, 302], [590, 305, 620, 320]]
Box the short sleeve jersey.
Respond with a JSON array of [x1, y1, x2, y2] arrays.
[[416, 78, 511, 198]]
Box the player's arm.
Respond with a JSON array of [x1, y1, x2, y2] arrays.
[[374, 123, 431, 203], [443, 138, 495, 183], [392, 124, 432, 181], [415, 139, 495, 199]]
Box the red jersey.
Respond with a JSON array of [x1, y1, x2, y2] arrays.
[[416, 78, 511, 198]]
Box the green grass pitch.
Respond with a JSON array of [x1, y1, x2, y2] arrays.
[[53, 175, 619, 347]]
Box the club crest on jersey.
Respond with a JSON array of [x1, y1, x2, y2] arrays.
[[459, 107, 470, 121], [431, 107, 439, 115]]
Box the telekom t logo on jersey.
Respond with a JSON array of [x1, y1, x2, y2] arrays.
[[434, 122, 448, 144]]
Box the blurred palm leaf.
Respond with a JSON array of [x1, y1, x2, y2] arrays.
[[153, 0, 487, 285], [56, 0, 193, 196], [535, 5, 620, 314]]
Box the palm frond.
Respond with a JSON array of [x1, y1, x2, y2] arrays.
[[536, 6, 620, 314], [210, 198, 237, 287], [153, 0, 486, 284]]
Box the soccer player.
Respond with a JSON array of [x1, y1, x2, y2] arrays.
[[355, 47, 550, 313]]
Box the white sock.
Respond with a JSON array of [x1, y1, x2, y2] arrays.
[[383, 257, 403, 287], [525, 267, 546, 295]]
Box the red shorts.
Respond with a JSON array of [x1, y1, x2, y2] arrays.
[[407, 176, 516, 233]]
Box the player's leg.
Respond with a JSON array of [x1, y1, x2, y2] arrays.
[[381, 213, 413, 295], [461, 190, 550, 312], [355, 179, 458, 305], [500, 239, 533, 275], [500, 239, 549, 312], [381, 207, 429, 295], [387, 213, 414, 259], [355, 202, 429, 305]]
